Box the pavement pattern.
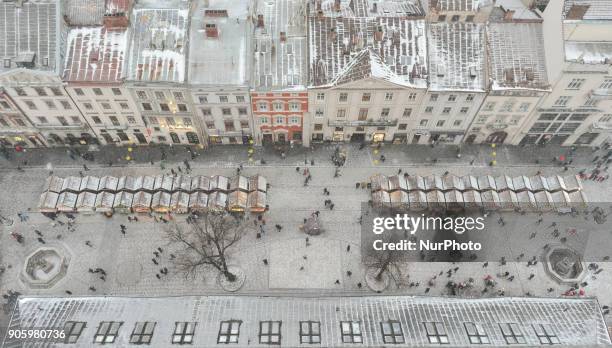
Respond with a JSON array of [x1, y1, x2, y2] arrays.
[[1, 143, 611, 332]]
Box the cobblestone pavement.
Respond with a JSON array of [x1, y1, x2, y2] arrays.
[[1, 144, 611, 331]]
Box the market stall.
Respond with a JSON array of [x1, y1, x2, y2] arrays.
[[406, 175, 426, 191], [529, 175, 550, 192], [151, 192, 172, 213], [562, 175, 582, 193], [44, 176, 64, 193], [173, 176, 192, 193], [210, 175, 230, 193], [249, 175, 267, 193], [142, 176, 156, 193], [230, 175, 249, 193], [567, 190, 587, 208], [117, 176, 138, 193], [551, 191, 570, 209], [477, 175, 496, 192], [443, 175, 464, 192], [408, 190, 427, 210], [495, 175, 515, 192], [247, 191, 267, 213], [498, 190, 518, 211], [462, 190, 483, 209], [38, 191, 59, 212], [57, 192, 78, 212], [389, 190, 409, 210], [370, 174, 389, 192], [424, 175, 444, 192], [516, 191, 536, 210], [79, 176, 100, 193], [388, 175, 407, 192], [372, 190, 391, 208], [112, 192, 134, 214], [99, 176, 119, 192], [444, 190, 464, 210], [512, 176, 533, 193], [170, 192, 190, 214], [208, 191, 228, 211], [228, 191, 248, 212], [132, 192, 153, 213], [61, 176, 82, 193], [153, 175, 174, 192], [76, 192, 96, 213], [534, 191, 554, 211], [191, 176, 211, 193], [426, 190, 445, 209], [481, 190, 501, 210], [95, 192, 115, 213], [188, 192, 209, 213]]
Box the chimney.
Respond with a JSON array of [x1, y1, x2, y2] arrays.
[[280, 31, 286, 42], [504, 10, 515, 21], [257, 14, 264, 28], [205, 23, 218, 38], [334, 0, 341, 12], [374, 26, 383, 41]]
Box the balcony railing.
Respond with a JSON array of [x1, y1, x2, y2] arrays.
[[328, 119, 398, 127], [33, 123, 88, 130]]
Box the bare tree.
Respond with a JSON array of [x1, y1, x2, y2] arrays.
[[166, 212, 246, 282], [364, 231, 405, 283]]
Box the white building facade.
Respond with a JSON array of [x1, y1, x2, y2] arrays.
[[0, 87, 46, 148]]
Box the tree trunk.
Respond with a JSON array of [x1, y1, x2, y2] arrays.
[[220, 256, 236, 282], [375, 259, 390, 281]]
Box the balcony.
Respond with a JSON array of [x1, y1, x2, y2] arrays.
[[33, 123, 88, 131], [327, 119, 398, 127], [592, 122, 612, 131]]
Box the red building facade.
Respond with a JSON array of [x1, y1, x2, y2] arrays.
[[251, 91, 308, 145]]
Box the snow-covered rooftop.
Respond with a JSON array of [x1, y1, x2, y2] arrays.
[[308, 11, 428, 87], [310, 0, 424, 17], [565, 41, 612, 64], [431, 0, 487, 12], [0, 0, 58, 72], [487, 23, 549, 90], [563, 0, 612, 20], [3, 295, 610, 347], [106, 0, 131, 16], [427, 22, 486, 91], [491, 0, 541, 21], [188, 0, 251, 85], [252, 0, 308, 90], [63, 27, 129, 82], [126, 3, 189, 83], [63, 0, 105, 26]]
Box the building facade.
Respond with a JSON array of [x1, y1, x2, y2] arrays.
[[0, 87, 46, 148], [466, 2, 551, 145], [518, 0, 612, 146], [251, 0, 309, 146], [188, 0, 254, 146]]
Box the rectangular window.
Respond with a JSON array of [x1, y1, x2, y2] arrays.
[[225, 121, 235, 131], [600, 79, 612, 89], [155, 91, 165, 100], [430, 94, 438, 102], [425, 106, 433, 113], [201, 108, 211, 116], [183, 118, 192, 126], [0, 118, 7, 127], [149, 117, 158, 124], [339, 93, 348, 102], [259, 321, 281, 345], [532, 324, 561, 344], [101, 102, 111, 110], [50, 87, 63, 96], [94, 321, 123, 344], [25, 100, 37, 110], [436, 120, 445, 127], [424, 322, 449, 344], [501, 101, 515, 112], [464, 323, 489, 344], [238, 108, 247, 115], [61, 100, 72, 110], [111, 88, 122, 96], [529, 122, 549, 132], [127, 116, 136, 124], [37, 116, 48, 123], [273, 102, 283, 111], [460, 107, 469, 114], [499, 323, 525, 345], [362, 93, 371, 102], [14, 87, 26, 96], [12, 118, 24, 127], [218, 320, 241, 344], [381, 108, 390, 117], [166, 117, 175, 126], [448, 95, 457, 102], [0, 101, 9, 109], [178, 104, 187, 112], [236, 95, 246, 103], [538, 113, 557, 121], [92, 116, 102, 124], [222, 108, 232, 116], [83, 103, 93, 110], [337, 109, 346, 118], [518, 103, 531, 112], [398, 123, 407, 130], [408, 93, 417, 101], [316, 93, 325, 101], [483, 102, 495, 111], [385, 92, 393, 101], [420, 119, 428, 126], [199, 95, 208, 103], [442, 107, 451, 114], [289, 116, 300, 124], [258, 103, 268, 111], [57, 116, 68, 126], [260, 117, 269, 124], [206, 121, 215, 129], [173, 91, 184, 100], [290, 103, 300, 112], [160, 103, 170, 112], [466, 15, 474, 22], [566, 78, 585, 89], [584, 98, 599, 107], [63, 321, 86, 344], [44, 100, 56, 109], [341, 321, 362, 343], [142, 103, 152, 111], [466, 94, 474, 101], [275, 116, 284, 124], [74, 88, 85, 96], [219, 95, 229, 103], [381, 321, 404, 344], [120, 102, 129, 110], [314, 123, 323, 131], [34, 87, 47, 96], [93, 88, 103, 96], [240, 120, 249, 128], [570, 114, 588, 121], [300, 321, 320, 344], [453, 120, 462, 126], [3, 58, 10, 68], [109, 116, 120, 126], [137, 91, 147, 99], [554, 96, 571, 106], [315, 108, 324, 117], [130, 322, 155, 345], [172, 322, 196, 344], [358, 108, 368, 120], [403, 108, 412, 117]]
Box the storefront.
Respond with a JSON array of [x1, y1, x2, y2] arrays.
[[372, 132, 385, 143]]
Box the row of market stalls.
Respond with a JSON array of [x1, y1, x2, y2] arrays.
[[370, 174, 587, 212], [38, 175, 268, 214], [43, 175, 267, 194]]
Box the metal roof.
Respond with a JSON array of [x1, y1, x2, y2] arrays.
[[564, 41, 612, 64], [63, 0, 105, 26], [0, 0, 58, 72], [310, 0, 424, 18], [487, 22, 549, 90], [188, 0, 251, 85], [63, 27, 128, 82], [431, 0, 488, 12], [126, 2, 189, 83], [3, 295, 610, 347], [563, 0, 612, 20], [308, 3, 428, 88], [252, 0, 308, 90], [427, 22, 486, 91]]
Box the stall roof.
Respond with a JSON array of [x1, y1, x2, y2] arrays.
[[80, 176, 100, 192], [99, 176, 119, 191], [407, 175, 426, 191], [388, 175, 408, 191], [95, 192, 115, 208], [76, 192, 97, 208], [370, 174, 390, 192], [113, 192, 134, 208], [249, 175, 267, 193], [39, 191, 59, 211], [62, 176, 83, 193], [45, 176, 64, 193]]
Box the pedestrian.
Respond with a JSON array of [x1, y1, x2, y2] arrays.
[[357, 282, 362, 288], [89, 268, 94, 273], [65, 290, 72, 295], [335, 279, 340, 284], [347, 271, 352, 277], [153, 251, 160, 258], [398, 168, 402, 175], [263, 259, 268, 265], [83, 164, 89, 171], [275, 224, 282, 232], [35, 230, 42, 236], [330, 203, 334, 210], [152, 258, 158, 265], [347, 245, 351, 252], [37, 237, 45, 244], [528, 274, 535, 280], [314, 210, 320, 217], [158, 247, 163, 253], [89, 286, 96, 292], [85, 240, 92, 247], [156, 274, 161, 279], [296, 166, 300, 172], [483, 262, 488, 267], [100, 276, 105, 281]]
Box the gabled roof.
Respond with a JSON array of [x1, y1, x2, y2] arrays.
[[3, 295, 610, 347], [330, 49, 419, 87], [63, 27, 129, 83], [563, 0, 612, 20], [431, 0, 488, 12], [0, 0, 59, 73], [63, 0, 105, 26], [310, 0, 424, 18]]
